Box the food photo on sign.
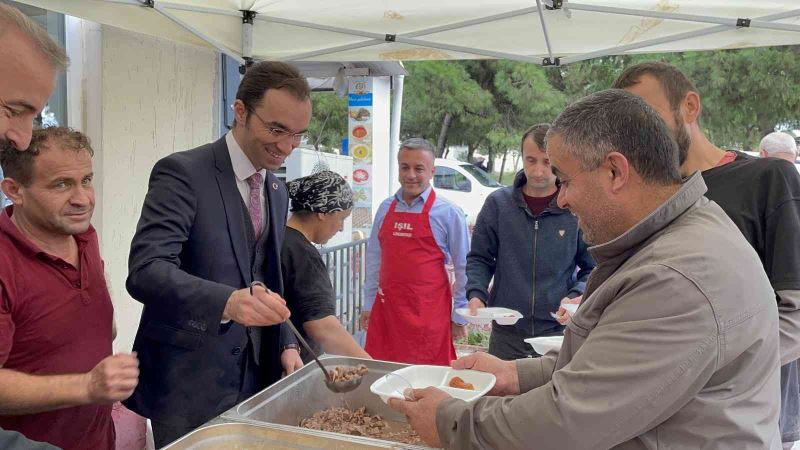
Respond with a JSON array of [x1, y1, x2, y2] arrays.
[[352, 168, 371, 185], [349, 107, 371, 122], [351, 124, 370, 141], [352, 144, 372, 162]]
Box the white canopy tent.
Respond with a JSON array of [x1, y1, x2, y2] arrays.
[[11, 1, 800, 67]]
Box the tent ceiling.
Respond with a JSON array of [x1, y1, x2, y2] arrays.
[[13, 1, 800, 66]]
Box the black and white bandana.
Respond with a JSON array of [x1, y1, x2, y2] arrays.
[[287, 170, 354, 213]]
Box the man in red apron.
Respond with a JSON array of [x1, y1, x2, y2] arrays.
[[360, 138, 470, 365]]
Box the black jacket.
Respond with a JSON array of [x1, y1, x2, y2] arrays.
[[466, 170, 595, 336], [124, 137, 290, 428]]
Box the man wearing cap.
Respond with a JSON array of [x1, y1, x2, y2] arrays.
[[360, 138, 470, 365]]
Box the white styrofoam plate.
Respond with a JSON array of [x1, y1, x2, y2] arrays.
[[524, 336, 564, 355], [370, 365, 496, 404], [562, 303, 579, 315], [455, 307, 523, 325]]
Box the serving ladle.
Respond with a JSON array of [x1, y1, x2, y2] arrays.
[[250, 281, 363, 394]]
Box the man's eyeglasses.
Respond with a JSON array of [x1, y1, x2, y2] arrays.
[[249, 109, 306, 144]]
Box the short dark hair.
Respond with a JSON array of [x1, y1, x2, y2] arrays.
[[1, 127, 94, 186], [236, 61, 310, 115], [546, 89, 681, 186], [612, 61, 698, 114], [521, 123, 550, 152]]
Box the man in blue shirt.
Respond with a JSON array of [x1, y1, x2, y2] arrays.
[[359, 138, 469, 365]]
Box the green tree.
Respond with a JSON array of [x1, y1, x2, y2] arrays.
[[401, 61, 494, 156], [307, 91, 348, 152], [557, 47, 800, 150]]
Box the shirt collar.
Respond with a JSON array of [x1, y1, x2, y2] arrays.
[[0, 205, 96, 258], [226, 132, 267, 183], [394, 185, 432, 208], [588, 171, 707, 263]]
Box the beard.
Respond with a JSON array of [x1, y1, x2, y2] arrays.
[[672, 110, 691, 165]]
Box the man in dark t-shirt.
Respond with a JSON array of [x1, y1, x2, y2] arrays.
[[616, 61, 800, 447]]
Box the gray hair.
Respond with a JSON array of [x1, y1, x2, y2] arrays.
[[399, 137, 436, 159], [0, 3, 69, 71], [546, 89, 681, 186], [760, 131, 797, 158]]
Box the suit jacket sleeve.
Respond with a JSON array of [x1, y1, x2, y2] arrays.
[[127, 155, 234, 327]]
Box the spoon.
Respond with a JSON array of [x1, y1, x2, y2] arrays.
[[250, 281, 364, 394]]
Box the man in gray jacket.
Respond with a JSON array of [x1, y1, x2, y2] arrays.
[[390, 89, 781, 449]]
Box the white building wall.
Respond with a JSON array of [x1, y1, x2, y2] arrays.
[[96, 27, 219, 353]]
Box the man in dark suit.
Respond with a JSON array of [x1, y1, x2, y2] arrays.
[[124, 61, 312, 448]]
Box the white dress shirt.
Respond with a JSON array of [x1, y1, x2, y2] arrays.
[[226, 132, 267, 231]]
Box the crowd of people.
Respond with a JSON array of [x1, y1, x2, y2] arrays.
[[2, 2, 800, 449]]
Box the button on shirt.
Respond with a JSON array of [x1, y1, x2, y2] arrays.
[[0, 207, 115, 450], [226, 132, 267, 232], [363, 187, 470, 324]]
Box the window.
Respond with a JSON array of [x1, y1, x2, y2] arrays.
[[434, 166, 471, 192], [459, 164, 502, 187], [219, 54, 241, 136]]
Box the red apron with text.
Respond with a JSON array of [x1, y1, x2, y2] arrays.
[[365, 191, 456, 365]]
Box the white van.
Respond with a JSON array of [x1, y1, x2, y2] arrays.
[[433, 158, 503, 229]]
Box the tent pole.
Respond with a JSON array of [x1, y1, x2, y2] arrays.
[[281, 40, 383, 62], [241, 10, 256, 71], [152, 4, 243, 63], [257, 15, 540, 62], [393, 35, 540, 63], [749, 19, 800, 33], [561, 9, 800, 65], [566, 3, 739, 27], [535, 0, 555, 61], [155, 2, 240, 17], [389, 75, 404, 193], [104, 0, 145, 6], [278, 6, 542, 61], [401, 6, 541, 37]]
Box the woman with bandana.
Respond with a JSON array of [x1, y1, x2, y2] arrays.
[[282, 171, 370, 362]]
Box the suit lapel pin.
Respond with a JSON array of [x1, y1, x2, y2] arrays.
[[558, 230, 565, 238], [272, 182, 278, 190]]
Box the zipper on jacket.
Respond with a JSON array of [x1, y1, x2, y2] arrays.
[[531, 219, 538, 335]]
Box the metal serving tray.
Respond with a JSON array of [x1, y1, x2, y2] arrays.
[[162, 420, 396, 449], [220, 356, 430, 449]]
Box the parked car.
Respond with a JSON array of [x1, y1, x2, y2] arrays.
[[433, 158, 503, 230]]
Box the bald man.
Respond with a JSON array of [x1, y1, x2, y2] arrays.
[[760, 131, 798, 164]]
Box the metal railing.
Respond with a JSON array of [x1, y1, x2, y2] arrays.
[[319, 238, 368, 335]]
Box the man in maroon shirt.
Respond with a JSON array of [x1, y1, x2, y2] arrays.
[[0, 127, 139, 450]]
